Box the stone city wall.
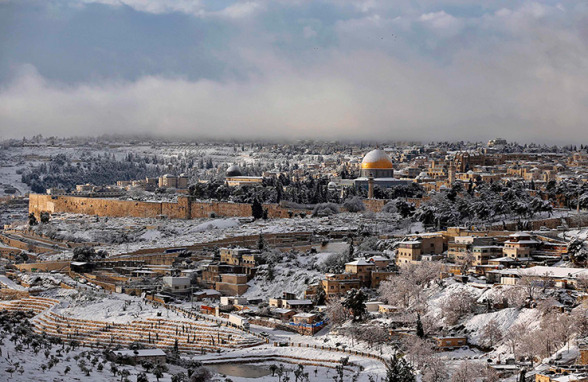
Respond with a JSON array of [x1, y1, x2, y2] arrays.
[[29, 194, 310, 220], [29, 193, 187, 219]]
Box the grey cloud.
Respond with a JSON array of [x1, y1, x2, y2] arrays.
[[1, 1, 588, 143]]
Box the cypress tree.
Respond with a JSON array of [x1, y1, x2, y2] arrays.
[[416, 314, 424, 338]]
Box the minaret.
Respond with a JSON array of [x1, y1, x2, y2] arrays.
[[368, 173, 374, 199], [448, 163, 456, 185]]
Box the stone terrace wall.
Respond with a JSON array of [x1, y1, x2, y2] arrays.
[[15, 261, 70, 272], [108, 231, 315, 264], [0, 233, 57, 255], [487, 213, 588, 231]]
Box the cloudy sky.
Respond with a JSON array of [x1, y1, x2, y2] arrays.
[[1, 0, 588, 143]]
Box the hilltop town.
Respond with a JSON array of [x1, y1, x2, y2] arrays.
[[1, 136, 588, 381]]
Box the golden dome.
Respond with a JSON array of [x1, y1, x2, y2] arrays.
[[361, 149, 393, 169]]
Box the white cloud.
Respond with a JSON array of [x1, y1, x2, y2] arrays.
[[3, 38, 588, 144], [77, 0, 206, 15], [74, 0, 263, 18], [214, 1, 262, 19]]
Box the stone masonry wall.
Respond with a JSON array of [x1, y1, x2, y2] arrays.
[[29, 194, 310, 221]]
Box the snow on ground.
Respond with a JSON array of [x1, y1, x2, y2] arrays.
[[0, 339, 156, 382], [424, 281, 486, 322], [42, 289, 188, 323], [0, 274, 26, 291], [560, 227, 588, 241], [35, 211, 373, 260], [243, 247, 339, 300], [192, 218, 241, 232], [244, 263, 323, 300], [464, 308, 539, 346]]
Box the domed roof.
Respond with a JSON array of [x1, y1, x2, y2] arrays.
[[226, 165, 242, 177], [361, 149, 393, 170]]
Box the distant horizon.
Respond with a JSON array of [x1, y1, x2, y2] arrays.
[[1, 133, 585, 148]]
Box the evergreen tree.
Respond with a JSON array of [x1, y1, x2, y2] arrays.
[[251, 198, 264, 220], [312, 284, 326, 306], [28, 213, 38, 226], [345, 241, 355, 262], [275, 180, 283, 204], [40, 211, 50, 224], [416, 314, 424, 338], [385, 353, 416, 382], [342, 289, 367, 321], [257, 233, 266, 251]]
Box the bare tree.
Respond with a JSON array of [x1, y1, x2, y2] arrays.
[[379, 262, 444, 310], [554, 313, 576, 353], [379, 272, 415, 308], [356, 325, 389, 350], [518, 330, 541, 367], [537, 271, 555, 293], [456, 251, 475, 275], [506, 321, 528, 360], [441, 289, 477, 326], [502, 285, 526, 308], [325, 299, 348, 327], [480, 319, 503, 349], [413, 261, 444, 287], [576, 274, 588, 292], [536, 297, 560, 316], [480, 365, 501, 382], [421, 354, 449, 382], [403, 336, 434, 370], [451, 361, 483, 382], [517, 275, 538, 301], [421, 314, 441, 338], [572, 304, 588, 338], [538, 313, 561, 358]]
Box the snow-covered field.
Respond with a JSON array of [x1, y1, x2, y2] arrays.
[[32, 211, 397, 259], [42, 288, 188, 323]]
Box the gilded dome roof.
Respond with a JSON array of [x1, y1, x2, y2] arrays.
[[361, 149, 393, 170]]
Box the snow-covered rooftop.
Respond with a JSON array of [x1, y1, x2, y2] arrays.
[[499, 266, 588, 279], [345, 259, 373, 266]]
